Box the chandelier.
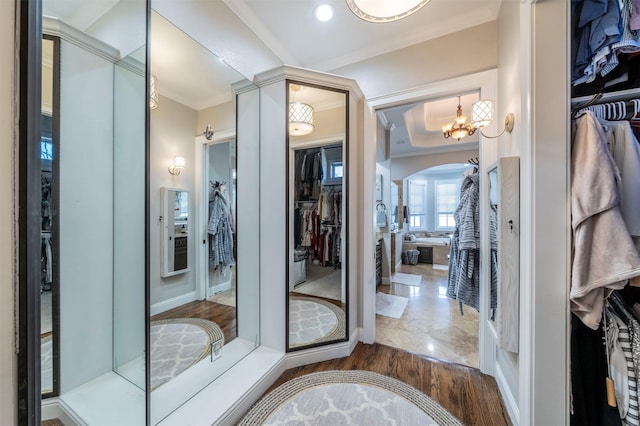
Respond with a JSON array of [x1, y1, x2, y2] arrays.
[[346, 0, 431, 23], [442, 97, 476, 141]]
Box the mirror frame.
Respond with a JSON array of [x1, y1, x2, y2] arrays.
[[160, 187, 190, 277], [285, 79, 350, 352]]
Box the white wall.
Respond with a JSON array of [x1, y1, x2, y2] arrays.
[[331, 22, 497, 99], [524, 1, 570, 424], [112, 61, 146, 381], [493, 0, 522, 411], [0, 0, 16, 423], [197, 101, 235, 136], [391, 149, 479, 181], [59, 40, 115, 392], [236, 86, 261, 344], [150, 95, 198, 307], [258, 78, 287, 351]]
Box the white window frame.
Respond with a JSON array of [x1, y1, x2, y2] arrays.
[[433, 178, 459, 232], [407, 178, 427, 231]]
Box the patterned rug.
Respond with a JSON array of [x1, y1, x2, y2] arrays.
[[239, 370, 463, 425], [150, 318, 224, 390], [289, 297, 346, 348]]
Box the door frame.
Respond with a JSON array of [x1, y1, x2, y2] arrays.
[[361, 69, 499, 376], [194, 130, 236, 301]]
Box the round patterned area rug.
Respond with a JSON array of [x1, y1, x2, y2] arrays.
[[239, 370, 463, 425], [150, 318, 224, 390], [289, 297, 346, 348]]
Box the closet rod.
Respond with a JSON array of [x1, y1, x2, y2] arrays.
[[571, 87, 640, 106]]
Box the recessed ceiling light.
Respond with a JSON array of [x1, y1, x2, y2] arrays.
[[315, 4, 333, 22]]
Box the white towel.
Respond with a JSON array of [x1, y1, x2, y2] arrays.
[[376, 209, 386, 227]]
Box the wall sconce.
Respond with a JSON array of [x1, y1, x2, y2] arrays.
[[168, 156, 185, 176], [150, 74, 158, 110], [471, 99, 515, 139]]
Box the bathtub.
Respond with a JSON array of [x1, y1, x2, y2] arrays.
[[414, 237, 450, 246]]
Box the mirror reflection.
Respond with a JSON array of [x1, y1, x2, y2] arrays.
[[161, 188, 190, 276], [41, 36, 58, 397], [287, 81, 348, 351], [488, 166, 498, 323], [148, 8, 259, 424]]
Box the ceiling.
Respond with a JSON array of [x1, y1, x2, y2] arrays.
[[43, 0, 500, 154]]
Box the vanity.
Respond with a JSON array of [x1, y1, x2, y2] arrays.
[[402, 236, 450, 269]]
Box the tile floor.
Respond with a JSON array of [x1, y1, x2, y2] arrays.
[[376, 263, 480, 368]]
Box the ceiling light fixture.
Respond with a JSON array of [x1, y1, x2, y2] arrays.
[[346, 0, 431, 23], [315, 4, 334, 21], [442, 97, 476, 141], [289, 84, 314, 136]]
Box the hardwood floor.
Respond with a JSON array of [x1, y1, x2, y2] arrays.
[[267, 342, 511, 426], [150, 300, 237, 343]]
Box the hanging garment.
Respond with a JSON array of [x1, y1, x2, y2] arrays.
[[570, 112, 640, 330], [600, 119, 640, 236], [208, 188, 235, 269], [447, 172, 481, 313], [609, 307, 640, 425], [489, 202, 498, 318], [571, 313, 623, 425]]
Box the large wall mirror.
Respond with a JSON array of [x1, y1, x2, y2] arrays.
[[148, 6, 260, 424], [37, 0, 260, 424], [286, 80, 349, 351]]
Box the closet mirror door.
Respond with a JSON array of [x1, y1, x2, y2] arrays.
[[148, 6, 260, 423], [41, 35, 59, 397], [287, 81, 349, 351]]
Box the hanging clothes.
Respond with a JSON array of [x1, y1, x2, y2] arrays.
[[570, 111, 640, 330], [447, 171, 481, 314], [208, 186, 234, 269]]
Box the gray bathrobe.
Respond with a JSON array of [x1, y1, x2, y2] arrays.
[[208, 189, 235, 269]]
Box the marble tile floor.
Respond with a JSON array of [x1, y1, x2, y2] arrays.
[[376, 263, 480, 368]]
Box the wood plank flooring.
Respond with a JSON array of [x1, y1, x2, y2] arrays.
[[150, 300, 237, 343], [267, 342, 511, 426]]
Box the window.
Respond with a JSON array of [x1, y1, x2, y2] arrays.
[[434, 180, 459, 231], [330, 162, 343, 179], [40, 137, 53, 160], [408, 179, 426, 229]]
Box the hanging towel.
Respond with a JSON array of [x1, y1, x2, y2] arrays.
[[376, 202, 387, 227]]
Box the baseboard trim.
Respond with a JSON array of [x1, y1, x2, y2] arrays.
[[42, 397, 85, 426], [495, 361, 520, 426], [214, 354, 287, 425], [285, 328, 360, 370], [210, 280, 231, 295], [150, 291, 198, 316]]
